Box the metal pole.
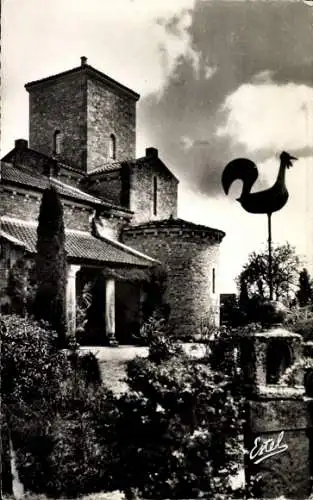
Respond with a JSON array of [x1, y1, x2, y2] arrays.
[[268, 213, 273, 300]]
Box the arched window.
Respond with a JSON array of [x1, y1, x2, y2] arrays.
[[109, 134, 116, 160], [53, 130, 62, 155]]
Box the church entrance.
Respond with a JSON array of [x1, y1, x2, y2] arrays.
[[75, 267, 144, 346]]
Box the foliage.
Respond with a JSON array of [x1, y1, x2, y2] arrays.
[[285, 308, 313, 342], [33, 186, 67, 346], [279, 356, 313, 395], [67, 349, 102, 386], [131, 310, 173, 347], [296, 268, 313, 307], [237, 243, 300, 304], [132, 265, 170, 345], [7, 256, 37, 316], [75, 280, 94, 344], [1, 314, 117, 498], [115, 321, 245, 499]]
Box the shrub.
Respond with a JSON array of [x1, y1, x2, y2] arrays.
[[42, 382, 119, 498], [67, 350, 102, 386], [116, 323, 245, 499], [285, 308, 313, 341], [141, 265, 168, 321], [7, 256, 37, 316]]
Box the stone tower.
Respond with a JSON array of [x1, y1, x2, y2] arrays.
[[25, 57, 139, 172]]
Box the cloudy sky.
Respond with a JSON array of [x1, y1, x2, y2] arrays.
[[2, 0, 313, 292]]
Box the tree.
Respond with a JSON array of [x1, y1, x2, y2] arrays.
[[296, 268, 313, 307], [33, 186, 67, 346], [237, 243, 300, 304]]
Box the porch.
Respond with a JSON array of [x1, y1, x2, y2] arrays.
[[66, 264, 149, 345], [1, 217, 158, 345]]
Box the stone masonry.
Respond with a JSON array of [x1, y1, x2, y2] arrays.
[[122, 226, 222, 335], [26, 58, 139, 173], [26, 73, 87, 170], [129, 151, 178, 225], [87, 78, 136, 171], [237, 327, 313, 499], [1, 187, 93, 232]]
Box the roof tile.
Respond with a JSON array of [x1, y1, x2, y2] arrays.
[[124, 217, 225, 239], [1, 162, 111, 207]]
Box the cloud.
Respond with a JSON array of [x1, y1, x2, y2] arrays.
[[218, 81, 313, 156], [138, 0, 313, 195], [156, 8, 201, 82]]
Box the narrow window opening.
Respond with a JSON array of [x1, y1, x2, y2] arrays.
[[212, 268, 216, 294], [109, 134, 116, 160], [153, 176, 157, 216], [53, 130, 62, 155]]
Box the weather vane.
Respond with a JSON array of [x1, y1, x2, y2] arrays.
[[222, 151, 297, 301]]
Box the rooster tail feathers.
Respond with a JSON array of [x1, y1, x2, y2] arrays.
[[222, 158, 258, 196]]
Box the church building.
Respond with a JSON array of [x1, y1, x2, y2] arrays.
[[0, 57, 225, 344]]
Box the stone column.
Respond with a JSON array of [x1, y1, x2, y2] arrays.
[[105, 278, 118, 345], [66, 264, 81, 336]]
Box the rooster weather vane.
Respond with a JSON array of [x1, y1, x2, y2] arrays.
[[222, 151, 297, 300]]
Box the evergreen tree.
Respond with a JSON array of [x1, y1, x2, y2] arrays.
[[34, 186, 67, 346], [296, 268, 313, 307]]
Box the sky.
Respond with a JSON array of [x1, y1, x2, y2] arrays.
[[2, 0, 313, 292]]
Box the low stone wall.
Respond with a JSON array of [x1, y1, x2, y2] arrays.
[[245, 397, 312, 499]]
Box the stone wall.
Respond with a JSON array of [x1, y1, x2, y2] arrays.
[[87, 78, 136, 172], [122, 229, 220, 336], [87, 169, 123, 206], [245, 398, 312, 498], [129, 162, 178, 225], [27, 73, 87, 170]]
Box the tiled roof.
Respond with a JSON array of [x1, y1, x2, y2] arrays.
[[1, 162, 128, 210], [2, 147, 83, 174], [87, 156, 179, 182], [87, 161, 124, 176], [123, 217, 226, 239], [1, 218, 156, 267]]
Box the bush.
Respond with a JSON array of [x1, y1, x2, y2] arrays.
[[1, 315, 117, 498], [7, 257, 37, 316], [115, 324, 245, 499], [42, 382, 119, 498], [67, 350, 102, 386], [285, 308, 313, 341]]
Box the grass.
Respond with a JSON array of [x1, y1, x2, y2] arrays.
[[79, 343, 207, 394]]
